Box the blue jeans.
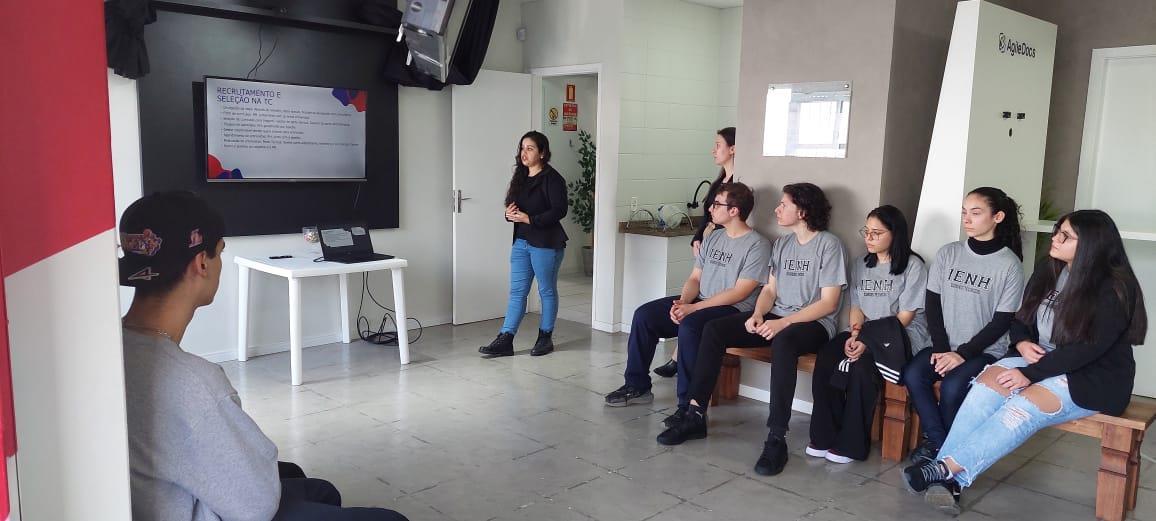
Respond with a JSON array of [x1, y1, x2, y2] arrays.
[[500, 239, 565, 335], [938, 357, 1094, 487], [901, 348, 996, 448], [624, 296, 739, 405]]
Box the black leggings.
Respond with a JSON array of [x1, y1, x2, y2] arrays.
[[808, 332, 882, 460], [272, 462, 408, 521], [689, 312, 830, 437]]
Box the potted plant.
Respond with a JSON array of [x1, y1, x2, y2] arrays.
[[567, 129, 596, 276]]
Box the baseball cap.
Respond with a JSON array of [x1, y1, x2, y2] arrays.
[[118, 191, 226, 288]]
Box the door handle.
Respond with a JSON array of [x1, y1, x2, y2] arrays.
[[452, 189, 473, 213]]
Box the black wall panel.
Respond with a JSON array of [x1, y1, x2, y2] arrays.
[[138, 10, 399, 236]]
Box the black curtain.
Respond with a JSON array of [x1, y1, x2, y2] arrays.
[[105, 0, 157, 79]]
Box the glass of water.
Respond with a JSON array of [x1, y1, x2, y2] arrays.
[[302, 226, 321, 254]]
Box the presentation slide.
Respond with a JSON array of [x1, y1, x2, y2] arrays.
[[205, 77, 367, 181]]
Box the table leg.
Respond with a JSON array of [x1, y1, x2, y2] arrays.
[[289, 277, 303, 386], [339, 273, 352, 343], [391, 268, 410, 365], [237, 264, 250, 362]]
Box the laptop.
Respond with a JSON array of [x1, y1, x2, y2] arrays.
[[318, 223, 394, 263]]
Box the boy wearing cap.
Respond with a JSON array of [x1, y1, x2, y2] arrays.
[[119, 191, 407, 521]]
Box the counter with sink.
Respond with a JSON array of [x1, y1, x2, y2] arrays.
[[618, 216, 706, 331]]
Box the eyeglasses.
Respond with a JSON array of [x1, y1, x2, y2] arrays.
[[859, 227, 889, 240], [1053, 230, 1078, 244], [709, 201, 736, 209]]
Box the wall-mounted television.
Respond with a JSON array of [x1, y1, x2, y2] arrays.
[[204, 76, 368, 182]]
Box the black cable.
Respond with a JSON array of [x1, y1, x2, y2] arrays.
[[356, 272, 423, 346], [245, 24, 279, 79]]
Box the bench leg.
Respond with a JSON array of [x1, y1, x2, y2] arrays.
[[881, 382, 911, 461], [871, 394, 884, 443], [1127, 430, 1144, 511], [712, 354, 741, 406], [1097, 424, 1135, 521]]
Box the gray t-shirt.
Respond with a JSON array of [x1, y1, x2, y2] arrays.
[[695, 228, 772, 312], [769, 231, 848, 337], [850, 255, 931, 354], [123, 328, 280, 521], [926, 241, 1026, 358], [1037, 267, 1069, 352]]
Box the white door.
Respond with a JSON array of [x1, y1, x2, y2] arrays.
[[451, 70, 532, 324], [1076, 45, 1156, 396]]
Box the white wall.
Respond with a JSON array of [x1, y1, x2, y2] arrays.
[[111, 2, 523, 361], [541, 74, 598, 273], [523, 0, 625, 331], [717, 7, 742, 129]]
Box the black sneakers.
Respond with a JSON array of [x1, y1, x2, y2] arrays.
[[925, 481, 963, 515], [604, 385, 654, 407], [530, 329, 554, 356], [657, 406, 707, 445], [902, 459, 951, 494], [754, 435, 789, 476], [909, 436, 939, 464], [652, 358, 678, 378], [662, 406, 687, 428], [478, 332, 515, 358]]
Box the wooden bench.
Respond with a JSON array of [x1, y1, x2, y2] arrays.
[[714, 347, 1156, 521]]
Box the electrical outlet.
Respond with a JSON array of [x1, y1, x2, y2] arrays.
[[630, 197, 639, 211]]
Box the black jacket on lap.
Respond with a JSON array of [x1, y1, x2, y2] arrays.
[[507, 165, 569, 250], [1011, 285, 1136, 416]]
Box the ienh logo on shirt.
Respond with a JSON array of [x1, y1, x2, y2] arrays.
[[706, 247, 734, 267], [858, 278, 894, 297], [783, 259, 812, 277], [947, 269, 992, 294]]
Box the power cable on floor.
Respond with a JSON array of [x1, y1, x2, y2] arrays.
[[356, 272, 423, 346]]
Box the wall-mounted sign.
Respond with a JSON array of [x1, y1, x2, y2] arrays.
[[998, 33, 1036, 58], [566, 84, 576, 102], [562, 102, 577, 131], [548, 106, 559, 125]]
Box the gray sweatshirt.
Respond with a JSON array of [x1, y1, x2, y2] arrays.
[[123, 328, 280, 521]]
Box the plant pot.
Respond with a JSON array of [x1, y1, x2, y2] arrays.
[[581, 245, 594, 276]]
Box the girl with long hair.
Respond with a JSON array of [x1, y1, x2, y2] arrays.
[[903, 210, 1147, 515], [900, 187, 1027, 464], [807, 205, 929, 463], [478, 131, 569, 358]]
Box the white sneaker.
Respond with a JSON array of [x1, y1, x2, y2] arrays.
[[804, 445, 828, 458], [825, 451, 854, 464]]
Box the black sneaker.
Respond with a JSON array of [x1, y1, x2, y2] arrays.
[[925, 480, 962, 515], [604, 385, 654, 407], [478, 332, 514, 358], [754, 435, 789, 476], [909, 436, 939, 464], [901, 459, 950, 494], [530, 329, 554, 356], [652, 359, 678, 378], [657, 406, 707, 445], [662, 406, 687, 428]]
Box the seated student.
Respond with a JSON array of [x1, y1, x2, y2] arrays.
[[662, 183, 846, 478], [807, 205, 929, 463], [604, 182, 770, 409], [900, 187, 1026, 465], [118, 191, 407, 521], [903, 210, 1148, 515]]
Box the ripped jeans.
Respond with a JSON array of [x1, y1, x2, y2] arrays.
[[937, 357, 1095, 487]]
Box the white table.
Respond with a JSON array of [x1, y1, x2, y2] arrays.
[[234, 254, 410, 385]]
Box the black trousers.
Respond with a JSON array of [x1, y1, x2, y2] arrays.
[[808, 332, 882, 461], [689, 312, 830, 438], [272, 462, 408, 521]]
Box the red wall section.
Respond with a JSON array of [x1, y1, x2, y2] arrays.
[[0, 0, 116, 277]]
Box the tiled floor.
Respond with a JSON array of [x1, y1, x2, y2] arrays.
[[556, 272, 593, 326], [221, 317, 1156, 520]]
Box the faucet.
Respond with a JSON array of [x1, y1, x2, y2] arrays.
[[687, 180, 713, 210], [626, 208, 657, 229]]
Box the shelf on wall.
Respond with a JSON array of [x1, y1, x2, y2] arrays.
[[1027, 221, 1156, 242], [153, 0, 398, 36]]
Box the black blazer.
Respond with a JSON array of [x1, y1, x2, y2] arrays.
[[1012, 285, 1136, 416], [508, 165, 569, 249]]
